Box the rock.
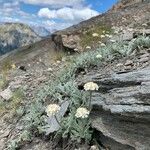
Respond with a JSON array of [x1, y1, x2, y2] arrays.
[[0, 128, 11, 138], [140, 53, 149, 58], [133, 29, 150, 37], [9, 80, 22, 90], [124, 60, 133, 66], [113, 31, 134, 42], [89, 66, 150, 150], [0, 88, 13, 100], [61, 34, 81, 50], [139, 57, 149, 63], [124, 65, 132, 70], [0, 138, 5, 150], [116, 63, 123, 67], [142, 62, 149, 67]]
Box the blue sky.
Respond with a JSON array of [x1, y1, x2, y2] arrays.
[[0, 0, 118, 31]]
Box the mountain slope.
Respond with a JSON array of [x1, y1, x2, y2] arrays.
[[53, 0, 150, 51], [0, 23, 41, 55], [0, 1, 150, 150], [31, 26, 51, 37]]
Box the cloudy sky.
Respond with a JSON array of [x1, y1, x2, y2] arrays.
[[0, 0, 117, 31]]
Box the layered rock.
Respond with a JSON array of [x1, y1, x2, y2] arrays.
[[89, 66, 150, 150]]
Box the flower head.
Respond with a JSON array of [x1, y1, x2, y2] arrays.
[[96, 54, 102, 59], [46, 104, 60, 116], [11, 64, 16, 69], [108, 35, 112, 38], [86, 46, 91, 49], [90, 145, 99, 150], [100, 35, 105, 38], [100, 43, 106, 47], [92, 33, 99, 37], [84, 82, 99, 91], [110, 39, 116, 43], [75, 107, 90, 118]]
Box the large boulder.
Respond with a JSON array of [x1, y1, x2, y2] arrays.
[[91, 67, 150, 150], [0, 88, 13, 100], [89, 66, 150, 150]]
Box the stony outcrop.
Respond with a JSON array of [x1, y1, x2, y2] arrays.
[[88, 66, 150, 150], [0, 88, 13, 100]]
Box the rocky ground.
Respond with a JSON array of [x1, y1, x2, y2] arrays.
[[0, 54, 68, 150], [0, 38, 149, 150]]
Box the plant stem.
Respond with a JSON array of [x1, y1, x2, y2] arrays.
[[89, 91, 92, 110], [54, 115, 61, 126]]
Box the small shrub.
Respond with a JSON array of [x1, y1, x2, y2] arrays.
[[1, 59, 12, 74], [128, 36, 150, 54], [11, 89, 24, 113], [0, 74, 9, 90]]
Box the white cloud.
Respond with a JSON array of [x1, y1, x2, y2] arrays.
[[38, 7, 99, 22], [38, 8, 56, 18], [21, 0, 84, 7], [0, 0, 100, 31], [3, 1, 19, 8], [43, 20, 72, 31]]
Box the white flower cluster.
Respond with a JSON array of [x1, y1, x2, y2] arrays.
[[100, 35, 105, 38], [46, 104, 60, 116], [90, 145, 99, 150], [92, 33, 99, 37], [96, 54, 102, 59], [84, 82, 99, 91], [75, 107, 90, 118], [100, 43, 106, 47], [86, 46, 91, 49]]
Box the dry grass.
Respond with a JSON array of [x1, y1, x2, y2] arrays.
[[80, 25, 112, 48], [0, 89, 24, 118]]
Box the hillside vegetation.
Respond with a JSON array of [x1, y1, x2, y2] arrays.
[[6, 35, 150, 150], [0, 0, 150, 150]]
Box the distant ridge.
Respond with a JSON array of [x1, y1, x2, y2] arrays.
[[0, 22, 41, 55]]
